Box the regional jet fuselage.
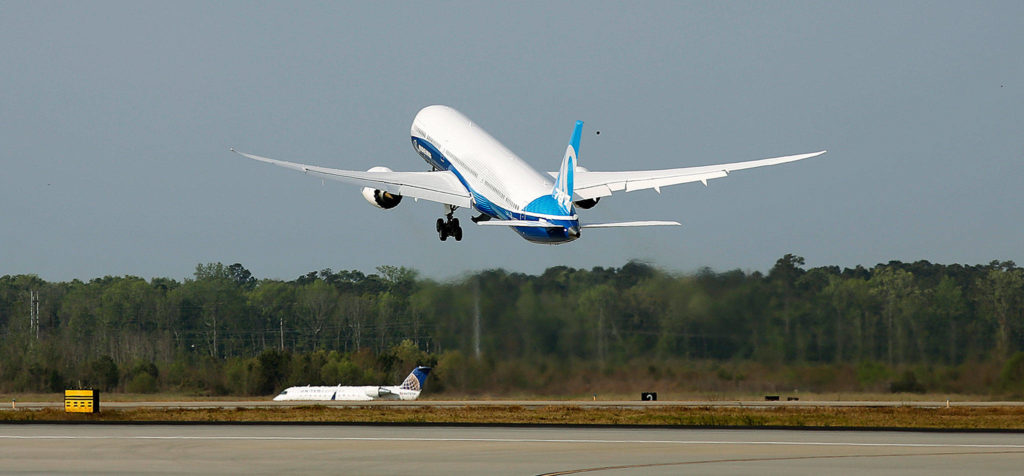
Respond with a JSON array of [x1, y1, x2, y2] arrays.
[[273, 366, 431, 402]]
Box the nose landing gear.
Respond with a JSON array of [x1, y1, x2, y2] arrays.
[[436, 208, 463, 241]]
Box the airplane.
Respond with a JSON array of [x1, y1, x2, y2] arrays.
[[231, 105, 825, 244], [272, 366, 431, 401]]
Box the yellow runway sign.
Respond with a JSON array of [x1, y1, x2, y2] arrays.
[[64, 390, 99, 413]]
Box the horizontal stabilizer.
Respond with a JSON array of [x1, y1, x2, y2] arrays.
[[475, 220, 563, 228], [582, 220, 681, 228]]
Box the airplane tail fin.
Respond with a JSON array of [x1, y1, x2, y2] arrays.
[[552, 120, 583, 213], [399, 366, 432, 391]]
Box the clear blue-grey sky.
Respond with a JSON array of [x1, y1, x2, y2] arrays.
[[2, 2, 1021, 282]]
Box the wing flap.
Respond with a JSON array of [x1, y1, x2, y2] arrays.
[[231, 149, 472, 208]]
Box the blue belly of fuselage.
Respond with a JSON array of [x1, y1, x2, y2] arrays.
[[513, 224, 578, 244]]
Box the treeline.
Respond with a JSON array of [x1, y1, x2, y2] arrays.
[[1, 256, 1023, 396]]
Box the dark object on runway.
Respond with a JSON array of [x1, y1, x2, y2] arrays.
[[788, 397, 800, 401], [765, 395, 780, 401], [641, 392, 657, 401]]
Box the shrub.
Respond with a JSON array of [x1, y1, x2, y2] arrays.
[[86, 356, 120, 392], [856, 361, 890, 390], [998, 352, 1024, 396], [890, 370, 925, 393], [320, 359, 363, 385], [126, 373, 158, 393]]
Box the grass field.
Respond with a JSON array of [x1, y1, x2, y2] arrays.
[[4, 404, 1024, 430], [3, 391, 1022, 429]]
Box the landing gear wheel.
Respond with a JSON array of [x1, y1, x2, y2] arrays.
[[437, 206, 463, 242]]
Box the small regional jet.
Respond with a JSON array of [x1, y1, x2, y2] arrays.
[[232, 105, 824, 244], [273, 366, 431, 401]]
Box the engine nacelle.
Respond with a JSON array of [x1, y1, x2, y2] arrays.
[[361, 167, 403, 209], [364, 386, 394, 398]]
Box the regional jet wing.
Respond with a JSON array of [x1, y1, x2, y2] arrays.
[[231, 149, 472, 208], [553, 150, 826, 201]]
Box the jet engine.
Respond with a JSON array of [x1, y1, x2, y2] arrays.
[[361, 167, 403, 209], [364, 386, 394, 398]]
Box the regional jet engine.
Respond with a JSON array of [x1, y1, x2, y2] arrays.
[[364, 386, 394, 398], [361, 167, 403, 209]]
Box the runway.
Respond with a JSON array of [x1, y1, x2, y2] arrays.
[[2, 424, 1023, 474], [8, 399, 1024, 410]]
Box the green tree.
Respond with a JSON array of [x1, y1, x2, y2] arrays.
[[870, 267, 919, 365], [578, 283, 617, 363], [976, 262, 1024, 358], [930, 276, 967, 364], [296, 280, 339, 351], [226, 263, 257, 290], [249, 280, 295, 351], [86, 355, 120, 391], [179, 264, 250, 358], [255, 349, 290, 395], [769, 254, 807, 361]]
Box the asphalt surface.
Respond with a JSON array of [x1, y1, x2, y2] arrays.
[[2, 424, 1023, 474], [7, 399, 1024, 410]]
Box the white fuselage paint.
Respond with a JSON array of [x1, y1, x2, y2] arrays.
[[411, 106, 551, 211], [410, 105, 579, 243], [272, 385, 420, 402]]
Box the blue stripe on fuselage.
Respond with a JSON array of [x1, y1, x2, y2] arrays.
[[410, 136, 580, 244]]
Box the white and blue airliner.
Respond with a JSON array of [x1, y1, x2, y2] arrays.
[[232, 105, 825, 244]]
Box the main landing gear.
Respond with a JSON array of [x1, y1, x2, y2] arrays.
[[436, 206, 462, 241]]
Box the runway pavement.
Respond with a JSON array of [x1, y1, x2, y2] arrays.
[[2, 424, 1023, 474], [7, 399, 1024, 410]]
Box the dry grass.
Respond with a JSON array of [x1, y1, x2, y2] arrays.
[[4, 405, 1024, 430]]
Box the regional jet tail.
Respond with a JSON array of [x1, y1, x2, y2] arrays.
[[273, 366, 431, 402], [232, 105, 825, 244]]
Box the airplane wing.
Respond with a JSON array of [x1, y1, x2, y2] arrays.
[[552, 150, 826, 201], [231, 149, 473, 208]]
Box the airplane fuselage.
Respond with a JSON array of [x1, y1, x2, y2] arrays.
[[410, 105, 580, 243], [272, 385, 420, 401]]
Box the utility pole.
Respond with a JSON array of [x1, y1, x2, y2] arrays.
[[280, 316, 285, 351], [29, 291, 40, 341]]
